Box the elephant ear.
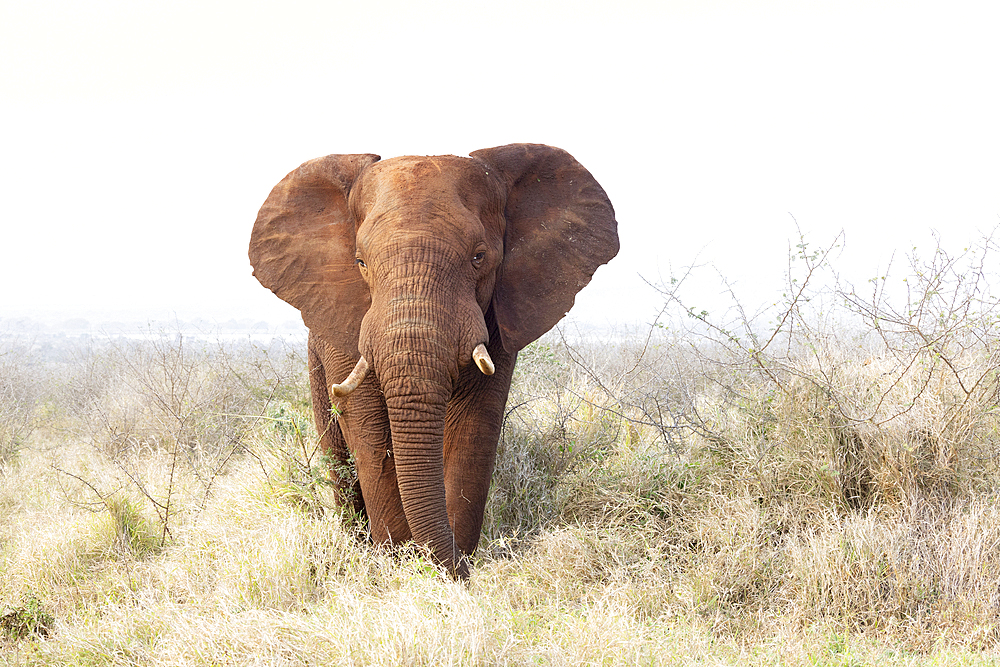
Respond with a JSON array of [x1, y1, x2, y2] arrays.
[[471, 144, 619, 353], [249, 153, 380, 354]]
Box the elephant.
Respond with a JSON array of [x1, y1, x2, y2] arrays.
[[249, 143, 618, 577]]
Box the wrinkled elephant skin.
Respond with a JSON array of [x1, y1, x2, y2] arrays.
[[249, 144, 618, 577]]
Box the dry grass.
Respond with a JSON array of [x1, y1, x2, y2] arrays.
[[3, 235, 1000, 664]]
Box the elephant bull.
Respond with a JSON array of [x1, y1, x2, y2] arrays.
[[249, 144, 618, 577]]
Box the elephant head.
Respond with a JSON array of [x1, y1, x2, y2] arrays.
[[249, 144, 618, 576]]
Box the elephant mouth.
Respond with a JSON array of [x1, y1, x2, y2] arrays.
[[330, 343, 494, 398]]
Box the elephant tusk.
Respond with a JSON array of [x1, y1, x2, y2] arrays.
[[331, 356, 369, 397], [472, 343, 495, 376]]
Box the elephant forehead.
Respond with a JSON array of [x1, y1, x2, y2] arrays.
[[358, 155, 498, 211], [377, 154, 469, 176]]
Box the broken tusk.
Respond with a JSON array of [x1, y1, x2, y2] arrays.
[[331, 356, 369, 397], [472, 343, 495, 376]]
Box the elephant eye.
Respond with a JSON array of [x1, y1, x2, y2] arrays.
[[356, 258, 367, 269], [471, 251, 485, 268]]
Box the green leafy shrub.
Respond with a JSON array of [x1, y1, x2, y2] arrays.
[[1, 594, 54, 641]]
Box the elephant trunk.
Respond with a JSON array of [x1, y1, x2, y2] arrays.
[[364, 294, 483, 578], [384, 371, 465, 576]]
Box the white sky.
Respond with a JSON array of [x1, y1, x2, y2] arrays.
[[2, 0, 998, 329]]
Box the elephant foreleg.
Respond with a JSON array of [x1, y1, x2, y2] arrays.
[[310, 333, 411, 544], [443, 338, 517, 556], [309, 335, 363, 513], [340, 378, 411, 545]]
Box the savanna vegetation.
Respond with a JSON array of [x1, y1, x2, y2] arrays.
[[2, 232, 999, 665]]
